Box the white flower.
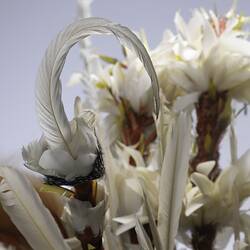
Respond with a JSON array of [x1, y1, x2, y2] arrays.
[[151, 31, 185, 104], [104, 144, 159, 220], [89, 55, 155, 146], [69, 54, 159, 173], [154, 7, 250, 103], [183, 150, 250, 243], [62, 199, 105, 236], [113, 144, 159, 217], [108, 161, 159, 247]]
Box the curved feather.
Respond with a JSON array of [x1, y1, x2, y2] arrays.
[[36, 17, 160, 158], [0, 166, 70, 250]]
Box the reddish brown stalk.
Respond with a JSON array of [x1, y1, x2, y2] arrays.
[[106, 91, 157, 244], [74, 181, 97, 206], [191, 224, 217, 250], [190, 90, 231, 250], [77, 227, 104, 250], [107, 87, 156, 157], [121, 98, 156, 157], [190, 90, 231, 179]]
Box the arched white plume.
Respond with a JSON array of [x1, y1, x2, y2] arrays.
[[0, 166, 70, 250], [36, 17, 160, 158]]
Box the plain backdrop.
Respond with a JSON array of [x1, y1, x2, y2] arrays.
[[0, 1, 250, 249], [0, 0, 250, 167]]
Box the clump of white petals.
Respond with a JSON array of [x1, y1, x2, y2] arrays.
[[71, 51, 154, 146], [153, 5, 250, 103], [183, 150, 250, 246]]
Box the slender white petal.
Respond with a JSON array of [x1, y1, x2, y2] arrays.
[[196, 161, 215, 176], [191, 173, 214, 197]]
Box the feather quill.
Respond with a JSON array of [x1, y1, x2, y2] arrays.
[[0, 166, 70, 250], [157, 111, 192, 250], [36, 17, 160, 158]]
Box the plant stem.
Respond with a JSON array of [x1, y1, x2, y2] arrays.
[[121, 98, 156, 158], [190, 90, 231, 179], [191, 224, 217, 250], [190, 90, 231, 249]]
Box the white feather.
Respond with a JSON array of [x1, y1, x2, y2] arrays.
[[135, 216, 154, 250], [155, 97, 171, 165], [142, 190, 162, 250], [36, 18, 160, 158], [0, 166, 70, 250], [157, 111, 192, 250]]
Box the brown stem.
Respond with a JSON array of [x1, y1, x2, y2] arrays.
[[191, 224, 217, 250], [121, 98, 156, 159], [74, 181, 103, 250], [190, 90, 231, 179], [77, 227, 104, 250], [190, 90, 231, 250], [74, 181, 97, 206]]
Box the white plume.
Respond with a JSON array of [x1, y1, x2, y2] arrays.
[[0, 166, 70, 250], [36, 17, 160, 159], [157, 111, 192, 250]]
